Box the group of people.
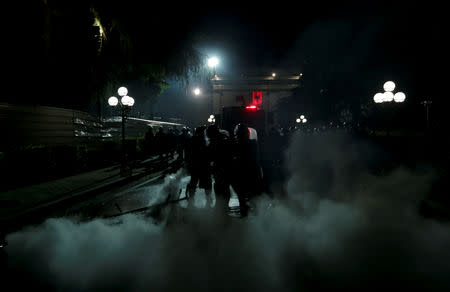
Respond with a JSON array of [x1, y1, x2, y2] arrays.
[[184, 123, 263, 217], [143, 125, 190, 160]]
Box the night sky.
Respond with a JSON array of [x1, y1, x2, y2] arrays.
[[3, 2, 448, 126]]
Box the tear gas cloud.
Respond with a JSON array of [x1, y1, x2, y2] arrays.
[[4, 131, 450, 291]]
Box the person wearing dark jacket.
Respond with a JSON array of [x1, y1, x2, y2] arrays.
[[206, 124, 232, 212], [185, 126, 213, 206], [231, 123, 263, 217]]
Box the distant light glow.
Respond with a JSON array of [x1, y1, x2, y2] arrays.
[[302, 118, 307, 123], [383, 81, 396, 92], [207, 57, 219, 68], [245, 105, 257, 110], [300, 115, 305, 119], [373, 93, 384, 103], [118, 87, 128, 97], [383, 91, 394, 102], [394, 92, 406, 103], [193, 88, 201, 95], [272, 73, 276, 77], [296, 118, 301, 123], [108, 96, 118, 106]]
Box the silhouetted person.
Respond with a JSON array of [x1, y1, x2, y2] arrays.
[[231, 123, 263, 217], [185, 126, 212, 206], [155, 126, 167, 159], [143, 125, 156, 157], [178, 127, 190, 162], [206, 124, 232, 212]]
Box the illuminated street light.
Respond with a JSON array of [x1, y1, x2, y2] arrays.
[[383, 91, 394, 102], [302, 118, 307, 123], [107, 87, 135, 177], [373, 93, 384, 103], [118, 86, 128, 97], [393, 92, 406, 103], [296, 118, 301, 123], [108, 96, 119, 106], [272, 73, 276, 77], [193, 88, 201, 96], [210, 114, 215, 119], [300, 115, 305, 120], [383, 81, 396, 92], [373, 81, 406, 104], [207, 57, 219, 68]]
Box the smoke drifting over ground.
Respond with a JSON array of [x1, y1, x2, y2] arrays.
[[4, 132, 450, 291]]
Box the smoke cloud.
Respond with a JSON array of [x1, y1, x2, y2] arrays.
[[4, 131, 450, 291]]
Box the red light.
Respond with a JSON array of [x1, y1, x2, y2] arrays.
[[252, 91, 263, 105], [245, 105, 257, 110]]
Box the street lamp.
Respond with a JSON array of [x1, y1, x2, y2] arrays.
[[108, 86, 135, 177], [193, 88, 201, 96], [207, 57, 219, 69], [295, 114, 307, 124], [383, 81, 396, 92], [421, 100, 432, 130], [373, 81, 406, 104], [373, 81, 406, 136]]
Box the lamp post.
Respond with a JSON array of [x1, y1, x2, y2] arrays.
[[295, 114, 307, 124], [421, 100, 432, 130], [108, 86, 135, 177], [373, 81, 406, 136]]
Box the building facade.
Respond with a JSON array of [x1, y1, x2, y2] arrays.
[[211, 70, 302, 132]]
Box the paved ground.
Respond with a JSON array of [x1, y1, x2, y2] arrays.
[[0, 155, 178, 223]]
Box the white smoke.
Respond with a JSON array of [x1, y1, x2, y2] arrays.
[[4, 131, 450, 291]]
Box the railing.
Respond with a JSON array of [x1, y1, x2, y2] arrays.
[[0, 103, 184, 149]]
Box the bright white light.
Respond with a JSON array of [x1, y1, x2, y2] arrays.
[[373, 93, 384, 103], [394, 92, 406, 103], [108, 96, 118, 106], [207, 57, 219, 68], [302, 118, 307, 123], [210, 115, 215, 119], [383, 81, 396, 92], [300, 115, 305, 119], [193, 88, 201, 95], [296, 118, 301, 123], [118, 87, 128, 97], [272, 73, 276, 77], [207, 118, 213, 123], [212, 119, 216, 123], [383, 91, 394, 102], [121, 95, 134, 106]]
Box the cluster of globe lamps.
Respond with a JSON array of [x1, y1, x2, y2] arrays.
[[296, 115, 307, 124], [373, 81, 406, 103], [108, 87, 135, 107]]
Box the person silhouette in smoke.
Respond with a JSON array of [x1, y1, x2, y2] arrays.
[[206, 124, 232, 212], [231, 123, 263, 217], [185, 126, 213, 207]]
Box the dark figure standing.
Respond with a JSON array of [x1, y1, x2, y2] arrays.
[[231, 123, 263, 217], [143, 125, 156, 158], [206, 124, 233, 212], [185, 126, 213, 207], [155, 126, 168, 159], [177, 127, 190, 162]]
